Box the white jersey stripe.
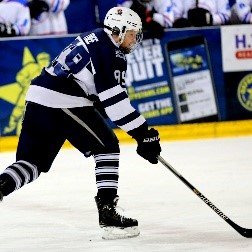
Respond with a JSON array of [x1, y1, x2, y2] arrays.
[[26, 86, 94, 108], [98, 85, 124, 102], [120, 115, 146, 132], [105, 98, 135, 121]]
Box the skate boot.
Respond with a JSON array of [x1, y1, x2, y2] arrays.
[[95, 195, 140, 240]]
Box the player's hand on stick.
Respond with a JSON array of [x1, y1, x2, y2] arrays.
[[135, 128, 161, 164]]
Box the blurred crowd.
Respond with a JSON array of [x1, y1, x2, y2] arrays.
[[0, 0, 252, 38]]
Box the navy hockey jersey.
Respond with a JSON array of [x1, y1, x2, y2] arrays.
[[26, 28, 147, 133]]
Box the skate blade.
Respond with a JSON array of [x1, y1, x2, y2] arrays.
[[101, 226, 140, 240]]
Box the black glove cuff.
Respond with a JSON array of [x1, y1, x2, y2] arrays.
[[127, 122, 149, 141]]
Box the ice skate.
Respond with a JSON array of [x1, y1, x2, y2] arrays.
[[95, 195, 140, 240]]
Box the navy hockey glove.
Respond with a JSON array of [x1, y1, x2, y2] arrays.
[[136, 128, 161, 164]]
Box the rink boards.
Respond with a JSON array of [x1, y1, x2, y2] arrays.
[[0, 119, 252, 152]]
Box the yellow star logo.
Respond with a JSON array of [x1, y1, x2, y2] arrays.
[[0, 82, 22, 105], [0, 47, 50, 135]]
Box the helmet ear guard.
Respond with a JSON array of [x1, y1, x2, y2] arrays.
[[103, 25, 120, 36], [112, 26, 120, 36]]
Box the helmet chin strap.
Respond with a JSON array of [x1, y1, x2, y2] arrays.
[[104, 25, 127, 47], [104, 25, 123, 46], [119, 33, 126, 46], [119, 45, 131, 54]]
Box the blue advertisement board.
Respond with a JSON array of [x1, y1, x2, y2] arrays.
[[221, 25, 252, 120], [162, 28, 227, 121], [166, 35, 219, 123], [0, 36, 74, 136], [0, 26, 250, 137], [124, 38, 177, 125]]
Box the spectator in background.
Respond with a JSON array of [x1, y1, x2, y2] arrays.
[[231, 0, 252, 24], [0, 0, 31, 37], [118, 0, 174, 38], [229, 0, 236, 6], [64, 0, 117, 34], [28, 0, 69, 35], [172, 0, 193, 27], [96, 0, 118, 28], [172, 0, 231, 28]]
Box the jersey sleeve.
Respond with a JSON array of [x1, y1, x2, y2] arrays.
[[97, 84, 148, 135], [93, 45, 148, 137]]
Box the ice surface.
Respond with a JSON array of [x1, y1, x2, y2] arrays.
[[0, 136, 252, 252]]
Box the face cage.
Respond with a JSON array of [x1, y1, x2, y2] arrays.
[[120, 29, 143, 54]]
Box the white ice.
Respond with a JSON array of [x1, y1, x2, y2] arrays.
[[0, 136, 252, 252]]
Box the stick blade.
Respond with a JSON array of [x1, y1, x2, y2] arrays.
[[239, 228, 252, 238]]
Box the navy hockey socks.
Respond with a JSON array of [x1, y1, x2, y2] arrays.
[[94, 153, 119, 200]]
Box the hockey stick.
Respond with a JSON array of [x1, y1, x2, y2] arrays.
[[158, 155, 252, 238]]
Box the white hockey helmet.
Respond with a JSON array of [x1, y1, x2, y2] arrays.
[[104, 7, 143, 53]]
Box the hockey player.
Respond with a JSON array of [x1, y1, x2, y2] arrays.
[[231, 0, 252, 23], [0, 7, 161, 239], [172, 0, 231, 27], [0, 0, 31, 37], [118, 0, 174, 38], [28, 0, 69, 35]]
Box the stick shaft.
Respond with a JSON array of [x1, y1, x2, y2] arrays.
[[158, 155, 252, 238]]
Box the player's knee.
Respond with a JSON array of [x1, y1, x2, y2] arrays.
[[109, 140, 120, 153]]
